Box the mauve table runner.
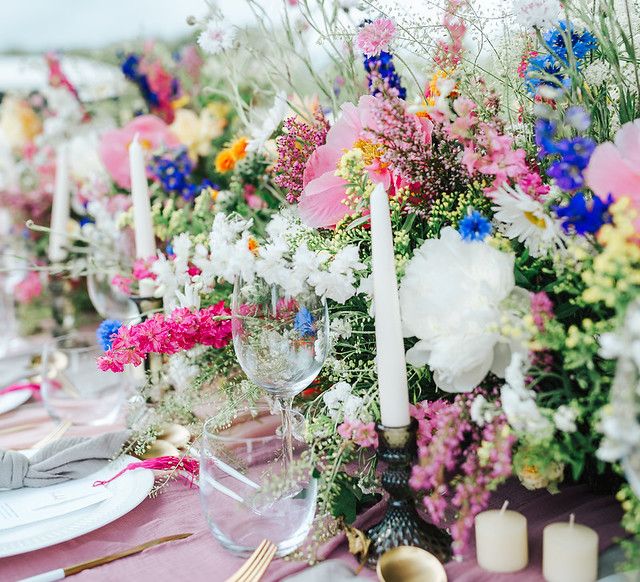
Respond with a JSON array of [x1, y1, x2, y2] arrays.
[[0, 402, 627, 581]]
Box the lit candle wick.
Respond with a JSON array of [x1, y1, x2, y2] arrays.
[[569, 513, 575, 529], [500, 500, 509, 515]]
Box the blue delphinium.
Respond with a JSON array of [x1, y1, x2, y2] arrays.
[[149, 149, 213, 202], [97, 319, 122, 352], [459, 210, 492, 242], [294, 307, 316, 338], [121, 54, 158, 107], [554, 192, 613, 235], [364, 51, 406, 100], [525, 22, 597, 95]]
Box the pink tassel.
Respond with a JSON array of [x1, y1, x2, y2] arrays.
[[93, 455, 200, 488], [0, 383, 41, 400]]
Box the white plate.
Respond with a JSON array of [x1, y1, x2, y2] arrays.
[[0, 389, 32, 415], [0, 455, 154, 557]]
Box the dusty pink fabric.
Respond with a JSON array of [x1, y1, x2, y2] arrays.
[[0, 405, 627, 581]]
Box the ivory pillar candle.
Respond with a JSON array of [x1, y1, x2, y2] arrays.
[[48, 145, 70, 263], [129, 133, 156, 297], [369, 183, 410, 428], [475, 501, 528, 573], [543, 514, 598, 582]]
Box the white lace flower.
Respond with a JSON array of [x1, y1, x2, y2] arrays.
[[553, 405, 577, 433], [492, 183, 565, 258], [399, 226, 525, 392], [513, 0, 561, 29], [197, 20, 235, 55], [470, 395, 498, 427], [322, 381, 353, 421]]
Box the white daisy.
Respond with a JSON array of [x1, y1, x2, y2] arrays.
[[197, 20, 235, 55], [492, 183, 565, 258]]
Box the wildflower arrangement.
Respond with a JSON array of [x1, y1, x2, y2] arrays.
[[5, 0, 640, 567]]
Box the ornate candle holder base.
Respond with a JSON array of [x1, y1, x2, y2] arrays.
[[366, 419, 452, 565], [49, 274, 76, 337]]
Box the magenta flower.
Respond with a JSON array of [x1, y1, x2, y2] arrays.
[[356, 18, 397, 58], [111, 274, 133, 295], [14, 271, 43, 305]]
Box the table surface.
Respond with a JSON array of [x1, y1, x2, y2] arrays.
[[0, 385, 629, 582]]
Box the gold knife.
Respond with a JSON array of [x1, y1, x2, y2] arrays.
[[18, 533, 193, 581]]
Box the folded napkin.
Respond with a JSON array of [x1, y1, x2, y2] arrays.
[[0, 430, 130, 489]]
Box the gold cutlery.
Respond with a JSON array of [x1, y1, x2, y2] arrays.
[[225, 539, 278, 582], [18, 533, 193, 581], [32, 420, 72, 449]]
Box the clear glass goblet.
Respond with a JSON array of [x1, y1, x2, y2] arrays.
[[87, 271, 138, 321], [231, 276, 329, 472]]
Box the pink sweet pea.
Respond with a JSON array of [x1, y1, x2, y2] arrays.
[[14, 271, 43, 304], [585, 119, 640, 226], [298, 95, 390, 228], [99, 115, 180, 189]]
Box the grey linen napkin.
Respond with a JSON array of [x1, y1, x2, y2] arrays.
[[0, 430, 130, 489]]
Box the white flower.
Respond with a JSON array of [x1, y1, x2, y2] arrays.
[[322, 381, 353, 421], [501, 385, 553, 438], [247, 91, 288, 153], [330, 318, 352, 340], [492, 183, 565, 258], [553, 405, 577, 433], [470, 395, 498, 427], [513, 0, 561, 29], [197, 20, 235, 55], [399, 226, 523, 392]]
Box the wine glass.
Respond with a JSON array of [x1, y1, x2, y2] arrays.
[[87, 271, 138, 321], [231, 276, 329, 473]]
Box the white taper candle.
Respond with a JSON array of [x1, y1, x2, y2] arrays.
[[369, 183, 410, 427], [129, 133, 156, 297], [48, 145, 70, 263]]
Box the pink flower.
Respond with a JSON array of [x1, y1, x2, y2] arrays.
[[337, 419, 355, 440], [585, 119, 640, 226], [133, 256, 158, 281], [531, 291, 554, 332], [99, 115, 180, 189], [356, 18, 397, 57], [14, 271, 43, 304], [299, 95, 390, 228], [111, 274, 133, 295], [353, 422, 378, 448]]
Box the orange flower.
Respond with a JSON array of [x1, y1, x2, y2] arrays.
[[215, 149, 236, 173], [247, 237, 259, 253], [230, 136, 249, 161]]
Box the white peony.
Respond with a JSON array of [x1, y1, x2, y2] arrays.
[[399, 226, 524, 392]]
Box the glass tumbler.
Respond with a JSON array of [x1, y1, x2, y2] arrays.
[[40, 332, 126, 425], [200, 405, 317, 557]]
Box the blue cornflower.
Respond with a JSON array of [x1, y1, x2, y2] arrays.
[[294, 307, 316, 337], [364, 51, 406, 100], [459, 210, 492, 242], [165, 243, 174, 256], [96, 319, 122, 351], [545, 22, 597, 62], [554, 192, 613, 235]]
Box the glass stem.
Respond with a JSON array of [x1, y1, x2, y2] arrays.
[[280, 395, 295, 476]]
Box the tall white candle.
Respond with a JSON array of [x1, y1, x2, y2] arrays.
[[475, 501, 528, 573], [369, 183, 410, 427], [129, 133, 156, 297], [543, 514, 598, 582], [48, 145, 70, 263]]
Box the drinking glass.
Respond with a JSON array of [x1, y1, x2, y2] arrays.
[[231, 276, 329, 471], [40, 332, 126, 425], [87, 271, 138, 321], [200, 405, 317, 557]]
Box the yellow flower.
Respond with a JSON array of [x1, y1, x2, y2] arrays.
[[229, 136, 249, 161], [170, 108, 225, 160], [215, 149, 236, 173], [0, 97, 42, 149]]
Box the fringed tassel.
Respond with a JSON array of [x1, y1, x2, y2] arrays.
[[93, 455, 200, 488]]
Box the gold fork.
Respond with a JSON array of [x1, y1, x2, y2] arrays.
[[225, 539, 278, 582], [32, 420, 72, 449]]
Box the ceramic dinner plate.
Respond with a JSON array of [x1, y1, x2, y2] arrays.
[[0, 455, 154, 558], [0, 389, 32, 415]]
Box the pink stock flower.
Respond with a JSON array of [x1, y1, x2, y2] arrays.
[[111, 274, 133, 295], [299, 95, 390, 228], [99, 115, 180, 188], [585, 119, 640, 228], [337, 419, 378, 448], [97, 302, 232, 372], [356, 18, 397, 57], [14, 271, 43, 304], [133, 256, 158, 281], [531, 291, 554, 332]]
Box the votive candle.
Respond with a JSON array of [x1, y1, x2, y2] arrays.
[[475, 501, 528, 573], [543, 514, 598, 582], [369, 183, 410, 427]]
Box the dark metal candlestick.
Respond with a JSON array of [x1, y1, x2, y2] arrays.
[[130, 296, 165, 387], [366, 418, 452, 565], [49, 274, 76, 337]]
